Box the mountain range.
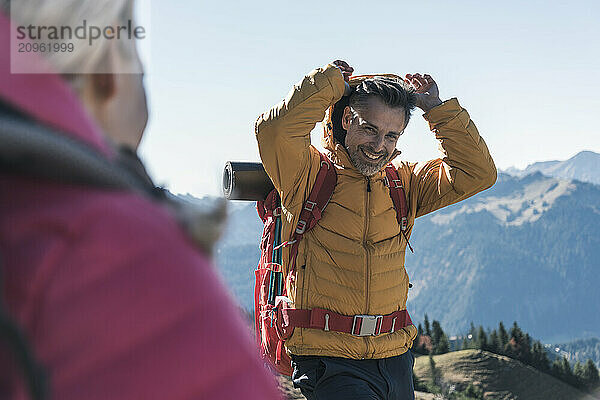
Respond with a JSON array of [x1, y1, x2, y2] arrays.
[[403, 170, 599, 343], [503, 150, 600, 185], [210, 150, 600, 352]]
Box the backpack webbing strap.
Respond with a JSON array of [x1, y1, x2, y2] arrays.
[[287, 153, 337, 277], [279, 307, 412, 337], [384, 164, 413, 252]]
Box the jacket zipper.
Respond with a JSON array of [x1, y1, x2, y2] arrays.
[[299, 242, 308, 310], [363, 176, 371, 313], [363, 176, 371, 357]]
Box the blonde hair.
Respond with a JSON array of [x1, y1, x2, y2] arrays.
[[2, 0, 138, 88]]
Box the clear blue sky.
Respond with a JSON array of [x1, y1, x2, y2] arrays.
[[136, 0, 600, 197]]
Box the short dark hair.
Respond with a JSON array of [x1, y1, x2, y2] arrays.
[[332, 77, 417, 145]]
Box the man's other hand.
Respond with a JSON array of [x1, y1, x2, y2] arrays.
[[332, 60, 354, 82], [333, 60, 354, 97], [405, 73, 442, 112]]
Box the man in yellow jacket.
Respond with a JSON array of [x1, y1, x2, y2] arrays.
[[255, 60, 496, 400]]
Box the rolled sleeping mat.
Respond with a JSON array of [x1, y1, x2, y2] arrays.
[[222, 161, 275, 201]]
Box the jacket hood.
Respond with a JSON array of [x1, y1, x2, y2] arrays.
[[322, 73, 404, 173], [0, 12, 113, 158]]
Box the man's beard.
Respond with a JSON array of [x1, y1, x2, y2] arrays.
[[347, 144, 390, 176]]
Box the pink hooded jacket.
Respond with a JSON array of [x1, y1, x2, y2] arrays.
[[0, 12, 280, 400]]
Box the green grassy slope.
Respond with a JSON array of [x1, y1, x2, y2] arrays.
[[414, 350, 599, 400]]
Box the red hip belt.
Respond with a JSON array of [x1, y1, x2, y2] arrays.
[[278, 306, 412, 337]]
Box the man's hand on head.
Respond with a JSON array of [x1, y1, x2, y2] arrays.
[[332, 60, 353, 81], [332, 60, 354, 96], [405, 73, 442, 112]]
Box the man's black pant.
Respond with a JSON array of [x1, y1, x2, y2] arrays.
[[290, 351, 415, 400]]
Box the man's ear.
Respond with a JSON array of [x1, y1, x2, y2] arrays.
[[341, 105, 352, 130]]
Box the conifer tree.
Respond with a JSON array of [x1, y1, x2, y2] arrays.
[[530, 341, 550, 373], [431, 320, 442, 350], [488, 329, 499, 354], [552, 356, 577, 388], [436, 333, 450, 355], [522, 333, 532, 365], [477, 326, 488, 351], [431, 320, 449, 355], [461, 337, 469, 351], [498, 322, 509, 355], [563, 356, 577, 388], [574, 361, 585, 389], [505, 322, 531, 364], [580, 359, 600, 392], [424, 314, 431, 337], [573, 359, 600, 392]]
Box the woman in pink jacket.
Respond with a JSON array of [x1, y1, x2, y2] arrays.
[[0, 1, 280, 399]]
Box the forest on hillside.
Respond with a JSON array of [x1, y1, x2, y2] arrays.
[[412, 316, 600, 397]]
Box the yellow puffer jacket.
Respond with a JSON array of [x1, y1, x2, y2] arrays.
[[255, 63, 497, 359]]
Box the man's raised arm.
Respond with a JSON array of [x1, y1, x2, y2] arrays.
[[255, 62, 348, 198], [396, 73, 497, 217]]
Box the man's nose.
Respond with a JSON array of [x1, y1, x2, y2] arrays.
[[371, 135, 385, 152]]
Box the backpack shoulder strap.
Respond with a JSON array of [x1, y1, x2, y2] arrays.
[[286, 153, 337, 275], [384, 163, 414, 252], [384, 163, 408, 231]]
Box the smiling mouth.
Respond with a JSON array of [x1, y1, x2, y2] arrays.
[[360, 147, 385, 162]]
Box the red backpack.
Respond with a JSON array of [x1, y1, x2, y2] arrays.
[[255, 152, 412, 376]]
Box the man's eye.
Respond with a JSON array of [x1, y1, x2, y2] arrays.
[[365, 127, 377, 134], [387, 134, 399, 141]]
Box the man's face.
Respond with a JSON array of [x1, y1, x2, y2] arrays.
[[342, 96, 406, 176]]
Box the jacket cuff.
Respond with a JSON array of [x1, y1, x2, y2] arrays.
[[422, 97, 462, 127], [322, 63, 347, 102]]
